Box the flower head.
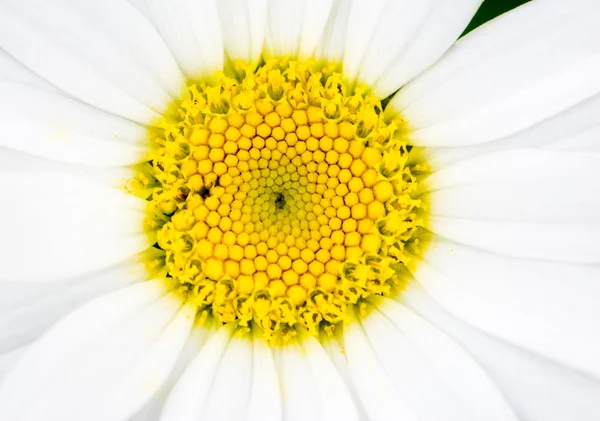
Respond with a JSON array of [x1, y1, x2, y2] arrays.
[[1, 1, 599, 420], [134, 58, 426, 341]]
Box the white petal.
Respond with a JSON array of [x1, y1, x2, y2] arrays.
[[0, 0, 184, 125], [426, 149, 600, 191], [378, 299, 517, 421], [429, 215, 600, 263], [0, 146, 136, 189], [300, 336, 359, 421], [0, 260, 147, 354], [427, 94, 600, 170], [343, 0, 481, 97], [430, 182, 600, 224], [343, 321, 417, 421], [424, 149, 600, 263], [412, 238, 600, 379], [0, 281, 192, 421], [264, 0, 335, 59], [127, 0, 153, 21], [314, 0, 353, 62], [146, 0, 224, 79], [0, 48, 57, 93], [320, 336, 371, 420], [404, 286, 600, 421], [217, 0, 267, 66], [362, 309, 477, 420], [320, 335, 352, 385], [275, 342, 322, 421], [246, 327, 282, 421], [94, 303, 196, 421], [0, 81, 149, 166], [426, 149, 600, 223], [201, 333, 252, 421], [390, 0, 600, 146], [131, 326, 211, 421], [0, 346, 27, 384], [159, 326, 233, 421], [0, 172, 148, 282]]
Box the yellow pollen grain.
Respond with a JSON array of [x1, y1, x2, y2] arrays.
[[137, 58, 425, 343]]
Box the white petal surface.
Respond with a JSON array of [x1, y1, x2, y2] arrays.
[[343, 321, 417, 421], [404, 286, 600, 421], [361, 309, 502, 421], [0, 281, 193, 421], [0, 172, 148, 282], [274, 338, 358, 421], [217, 0, 267, 66], [275, 342, 322, 421], [425, 150, 600, 262], [0, 347, 27, 384], [246, 327, 281, 421], [0, 0, 184, 125], [315, 0, 352, 62], [0, 147, 135, 189], [201, 334, 252, 421], [300, 336, 359, 421], [343, 0, 482, 97], [131, 326, 211, 421], [146, 0, 224, 79], [128, 0, 153, 21], [264, 0, 334, 59], [391, 0, 600, 146], [427, 94, 600, 169], [377, 300, 517, 421], [0, 81, 149, 166], [159, 326, 233, 421], [0, 260, 147, 354], [0, 48, 57, 92], [411, 238, 600, 379], [320, 336, 370, 420], [427, 150, 600, 224]]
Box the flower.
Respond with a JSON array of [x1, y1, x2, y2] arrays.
[[1, 0, 599, 420]]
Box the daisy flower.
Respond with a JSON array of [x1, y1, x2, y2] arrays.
[[1, 0, 599, 420]]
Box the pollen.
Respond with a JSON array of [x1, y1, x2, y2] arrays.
[[131, 58, 427, 342]]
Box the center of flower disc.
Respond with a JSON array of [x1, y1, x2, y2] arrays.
[[133, 58, 427, 342]]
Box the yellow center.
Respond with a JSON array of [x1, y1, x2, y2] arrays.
[[131, 58, 427, 342]]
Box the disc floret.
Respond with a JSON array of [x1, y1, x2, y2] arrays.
[[133, 58, 427, 342]]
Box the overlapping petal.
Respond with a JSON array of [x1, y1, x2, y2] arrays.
[[217, 0, 268, 66], [404, 287, 600, 421], [0, 147, 136, 189], [410, 238, 600, 380], [0, 260, 147, 355], [159, 326, 233, 421], [345, 304, 516, 421], [314, 0, 353, 62], [426, 94, 600, 169], [342, 0, 482, 97], [0, 281, 195, 421], [390, 0, 600, 146], [264, 0, 335, 59], [245, 327, 282, 421], [424, 149, 600, 262], [0, 80, 150, 166], [145, 0, 224, 79], [0, 0, 184, 124], [274, 338, 357, 421], [0, 172, 148, 283], [131, 328, 209, 421]]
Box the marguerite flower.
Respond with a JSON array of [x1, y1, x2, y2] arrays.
[[1, 0, 599, 420]]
